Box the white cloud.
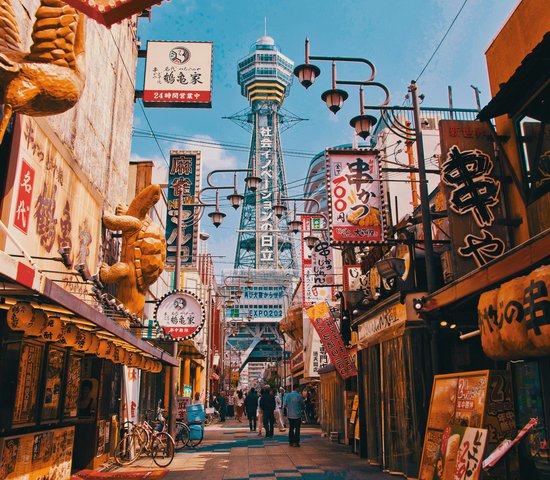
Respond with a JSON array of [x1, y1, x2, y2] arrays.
[[181, 134, 238, 174]]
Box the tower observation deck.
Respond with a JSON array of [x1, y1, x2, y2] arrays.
[[234, 36, 296, 270]]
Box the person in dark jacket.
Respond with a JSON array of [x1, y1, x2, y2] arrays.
[[259, 387, 276, 437], [218, 392, 227, 422], [244, 388, 258, 431]]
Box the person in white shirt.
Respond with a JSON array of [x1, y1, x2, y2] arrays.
[[274, 387, 286, 431], [234, 389, 245, 423]]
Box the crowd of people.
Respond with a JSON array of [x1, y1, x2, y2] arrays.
[[210, 385, 306, 447]]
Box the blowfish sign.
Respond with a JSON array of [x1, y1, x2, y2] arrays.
[[325, 149, 384, 245], [478, 264, 550, 360], [155, 290, 205, 340]]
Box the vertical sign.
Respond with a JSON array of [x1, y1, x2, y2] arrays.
[[143, 41, 213, 108], [301, 214, 336, 307], [165, 150, 201, 269], [325, 149, 384, 245], [257, 116, 276, 268], [122, 366, 141, 425], [13, 160, 35, 234], [439, 121, 508, 278]]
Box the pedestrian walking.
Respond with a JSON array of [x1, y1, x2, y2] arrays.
[[257, 388, 264, 436], [227, 388, 235, 418], [234, 389, 245, 422], [244, 387, 258, 431], [218, 392, 227, 422], [283, 386, 305, 447], [260, 387, 276, 437], [274, 387, 286, 431]]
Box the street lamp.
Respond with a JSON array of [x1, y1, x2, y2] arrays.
[[294, 37, 437, 294], [304, 234, 319, 249]]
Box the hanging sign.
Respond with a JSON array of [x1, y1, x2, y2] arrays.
[[165, 150, 201, 269], [143, 41, 213, 108], [478, 264, 550, 360], [306, 302, 357, 379], [154, 290, 205, 340], [439, 121, 509, 278], [122, 366, 141, 425], [325, 149, 385, 245], [301, 214, 336, 307]]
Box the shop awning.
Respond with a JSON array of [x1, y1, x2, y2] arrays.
[[421, 228, 550, 314], [179, 339, 205, 360], [478, 32, 550, 122], [0, 251, 178, 366]]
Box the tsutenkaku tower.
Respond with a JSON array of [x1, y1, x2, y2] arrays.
[[234, 36, 296, 270]]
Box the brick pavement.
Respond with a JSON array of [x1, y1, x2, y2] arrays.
[[116, 419, 397, 479]]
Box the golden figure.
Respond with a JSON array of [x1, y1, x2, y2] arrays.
[[0, 0, 86, 142], [100, 185, 167, 316]]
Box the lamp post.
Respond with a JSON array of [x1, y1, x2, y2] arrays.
[[294, 38, 437, 294]]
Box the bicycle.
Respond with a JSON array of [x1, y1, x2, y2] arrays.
[[174, 420, 191, 449], [115, 408, 175, 467], [204, 407, 220, 426]]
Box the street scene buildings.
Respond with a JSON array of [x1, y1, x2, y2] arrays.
[[0, 0, 548, 479]]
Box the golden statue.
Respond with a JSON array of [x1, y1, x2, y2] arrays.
[[0, 0, 86, 142], [100, 185, 167, 316]]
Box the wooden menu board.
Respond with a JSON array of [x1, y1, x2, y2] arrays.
[[419, 370, 519, 480], [13, 343, 43, 425], [0, 426, 74, 479]]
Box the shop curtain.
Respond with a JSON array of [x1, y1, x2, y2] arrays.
[[362, 345, 382, 465]]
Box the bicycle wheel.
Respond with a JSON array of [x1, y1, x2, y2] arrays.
[[115, 430, 143, 466], [187, 423, 204, 448], [152, 432, 175, 468], [175, 421, 190, 449]]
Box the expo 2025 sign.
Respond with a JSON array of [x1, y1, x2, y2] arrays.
[[154, 290, 205, 340]]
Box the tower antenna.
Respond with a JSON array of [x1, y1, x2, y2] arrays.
[[264, 17, 267, 36]]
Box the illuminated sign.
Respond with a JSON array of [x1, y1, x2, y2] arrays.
[[257, 122, 275, 268]]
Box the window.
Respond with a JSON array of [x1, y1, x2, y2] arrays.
[[515, 116, 550, 202]]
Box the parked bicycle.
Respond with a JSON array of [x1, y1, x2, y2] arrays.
[[204, 406, 220, 426], [115, 407, 175, 467]]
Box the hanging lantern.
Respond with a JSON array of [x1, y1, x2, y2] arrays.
[[60, 323, 80, 347], [143, 358, 152, 372], [41, 316, 64, 342], [88, 334, 100, 355], [97, 339, 110, 358], [7, 302, 48, 336], [113, 346, 126, 364], [73, 329, 94, 351], [151, 361, 163, 373]]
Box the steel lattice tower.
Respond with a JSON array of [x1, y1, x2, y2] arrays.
[[233, 36, 296, 270]]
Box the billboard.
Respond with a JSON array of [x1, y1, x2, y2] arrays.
[[154, 290, 205, 340], [225, 286, 285, 322], [325, 149, 385, 245], [165, 150, 201, 269], [143, 41, 213, 108]]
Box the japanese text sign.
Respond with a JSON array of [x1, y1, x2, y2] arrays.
[[155, 290, 205, 340], [301, 215, 336, 307], [165, 150, 201, 268], [13, 160, 35, 234], [306, 302, 357, 379], [478, 264, 550, 360], [325, 149, 384, 245], [439, 121, 508, 278], [144, 42, 213, 108]]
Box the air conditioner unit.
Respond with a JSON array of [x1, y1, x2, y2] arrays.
[[420, 117, 436, 130]]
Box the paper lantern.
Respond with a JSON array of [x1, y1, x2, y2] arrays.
[[142, 358, 152, 372], [105, 341, 117, 361], [524, 265, 550, 353], [73, 329, 94, 351], [7, 302, 48, 336], [60, 323, 80, 347], [41, 316, 64, 342], [113, 346, 126, 364], [97, 339, 111, 358], [127, 352, 141, 367], [151, 361, 162, 373], [134, 355, 145, 369], [88, 334, 101, 355], [478, 289, 507, 359]]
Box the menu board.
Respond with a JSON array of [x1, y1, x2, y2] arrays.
[[64, 356, 82, 417], [13, 343, 43, 425], [419, 370, 518, 480], [0, 426, 74, 479], [42, 348, 65, 421]]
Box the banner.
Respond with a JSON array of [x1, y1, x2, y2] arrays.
[[301, 214, 336, 307], [478, 264, 550, 360], [144, 42, 213, 108], [165, 150, 201, 269], [122, 366, 141, 425], [439, 121, 509, 278], [306, 302, 357, 379], [155, 290, 205, 340], [325, 149, 384, 245]]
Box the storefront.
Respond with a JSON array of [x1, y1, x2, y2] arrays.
[[0, 252, 177, 478], [355, 293, 432, 477]]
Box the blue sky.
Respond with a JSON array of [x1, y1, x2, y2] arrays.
[[131, 0, 519, 274]]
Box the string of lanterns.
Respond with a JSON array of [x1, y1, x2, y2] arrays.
[[6, 301, 163, 373]]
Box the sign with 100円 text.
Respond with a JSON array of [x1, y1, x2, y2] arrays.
[[144, 41, 213, 108]]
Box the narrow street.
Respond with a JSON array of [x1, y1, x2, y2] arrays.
[[116, 420, 393, 480]]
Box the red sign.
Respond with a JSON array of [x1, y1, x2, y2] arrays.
[[306, 302, 358, 379], [154, 290, 205, 340], [326, 149, 384, 245], [63, 0, 165, 28], [13, 160, 35, 234]]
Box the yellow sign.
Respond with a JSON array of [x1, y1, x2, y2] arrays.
[[478, 264, 550, 360], [306, 301, 330, 320]]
